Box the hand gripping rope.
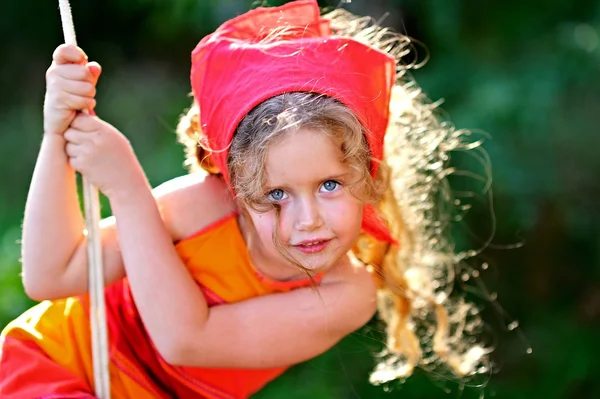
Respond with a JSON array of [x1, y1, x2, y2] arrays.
[[58, 1, 111, 398]]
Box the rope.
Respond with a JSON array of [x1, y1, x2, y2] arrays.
[[58, 1, 111, 398]]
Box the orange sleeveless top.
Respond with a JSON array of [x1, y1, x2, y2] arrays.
[[0, 213, 318, 399]]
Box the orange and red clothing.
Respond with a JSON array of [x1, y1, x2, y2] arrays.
[[0, 213, 318, 399]]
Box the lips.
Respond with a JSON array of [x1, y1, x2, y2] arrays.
[[292, 239, 332, 254]]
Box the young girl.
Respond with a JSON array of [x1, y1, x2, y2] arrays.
[[0, 0, 489, 397]]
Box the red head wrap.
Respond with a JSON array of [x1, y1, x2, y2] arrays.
[[190, 0, 397, 244]]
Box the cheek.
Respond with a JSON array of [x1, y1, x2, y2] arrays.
[[324, 197, 364, 236], [248, 211, 279, 243]]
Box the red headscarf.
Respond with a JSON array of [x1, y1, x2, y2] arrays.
[[190, 0, 397, 244]]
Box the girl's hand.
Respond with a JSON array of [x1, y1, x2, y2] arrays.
[[44, 44, 101, 137], [64, 113, 149, 202]]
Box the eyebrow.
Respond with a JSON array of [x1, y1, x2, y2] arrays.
[[326, 172, 351, 181]]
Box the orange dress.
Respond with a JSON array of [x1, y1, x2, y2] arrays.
[[0, 213, 318, 398]]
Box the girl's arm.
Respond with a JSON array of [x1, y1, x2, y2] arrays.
[[20, 45, 126, 301], [109, 182, 376, 368], [170, 264, 377, 368], [22, 43, 229, 301]]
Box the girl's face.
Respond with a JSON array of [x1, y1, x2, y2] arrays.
[[243, 128, 365, 279]]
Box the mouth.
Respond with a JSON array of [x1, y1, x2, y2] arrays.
[[291, 239, 332, 254]]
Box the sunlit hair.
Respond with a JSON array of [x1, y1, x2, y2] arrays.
[[176, 5, 490, 387]]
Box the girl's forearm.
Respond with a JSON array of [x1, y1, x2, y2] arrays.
[[21, 134, 84, 299], [108, 182, 209, 359], [169, 263, 377, 369]]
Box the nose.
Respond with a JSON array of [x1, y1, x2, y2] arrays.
[[294, 196, 324, 232]]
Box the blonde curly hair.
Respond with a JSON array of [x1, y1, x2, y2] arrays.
[[176, 6, 490, 386]]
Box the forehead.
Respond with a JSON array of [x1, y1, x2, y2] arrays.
[[264, 128, 348, 186]]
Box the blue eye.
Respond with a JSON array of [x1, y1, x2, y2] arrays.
[[267, 189, 288, 202], [320, 180, 340, 192]]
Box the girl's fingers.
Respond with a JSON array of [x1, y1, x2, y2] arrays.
[[70, 113, 99, 132], [86, 62, 102, 85], [64, 140, 82, 157], [57, 79, 96, 98], [53, 44, 87, 65], [53, 64, 95, 83], [55, 93, 96, 112], [64, 127, 83, 144]]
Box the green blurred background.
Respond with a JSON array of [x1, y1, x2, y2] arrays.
[[1, 0, 599, 398]]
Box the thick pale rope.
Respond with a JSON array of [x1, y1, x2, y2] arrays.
[[58, 1, 111, 398]]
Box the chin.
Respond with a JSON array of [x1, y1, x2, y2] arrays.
[[291, 246, 347, 273]]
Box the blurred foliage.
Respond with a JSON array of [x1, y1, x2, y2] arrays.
[[1, 0, 600, 398]]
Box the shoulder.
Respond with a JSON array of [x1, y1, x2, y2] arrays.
[[322, 254, 377, 308], [323, 254, 374, 286], [315, 255, 378, 334], [152, 172, 237, 242]]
